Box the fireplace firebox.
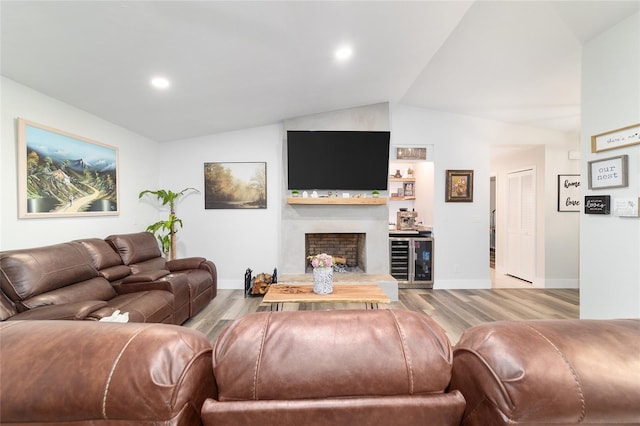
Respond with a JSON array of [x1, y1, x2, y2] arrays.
[[305, 233, 366, 273]]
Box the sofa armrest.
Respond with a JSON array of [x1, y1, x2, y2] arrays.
[[168, 258, 217, 286], [166, 257, 206, 271], [450, 319, 640, 425], [6, 300, 108, 321], [121, 269, 170, 283]]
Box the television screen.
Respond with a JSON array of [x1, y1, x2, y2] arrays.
[[287, 131, 390, 190]]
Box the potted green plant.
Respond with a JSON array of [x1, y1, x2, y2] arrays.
[[372, 190, 380, 198], [139, 187, 199, 260], [291, 189, 300, 197]]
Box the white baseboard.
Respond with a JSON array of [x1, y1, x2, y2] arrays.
[[218, 279, 243, 290], [433, 279, 492, 290], [543, 279, 579, 289]]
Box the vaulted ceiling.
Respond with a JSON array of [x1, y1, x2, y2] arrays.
[[2, 1, 638, 142]]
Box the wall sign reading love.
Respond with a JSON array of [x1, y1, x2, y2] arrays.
[[557, 174, 580, 212], [588, 155, 628, 190]]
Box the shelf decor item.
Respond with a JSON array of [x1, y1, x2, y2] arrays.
[[308, 253, 334, 294], [445, 170, 474, 202]]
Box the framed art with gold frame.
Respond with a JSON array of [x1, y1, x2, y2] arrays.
[[445, 169, 473, 202]]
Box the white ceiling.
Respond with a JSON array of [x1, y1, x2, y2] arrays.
[[2, 1, 638, 143]]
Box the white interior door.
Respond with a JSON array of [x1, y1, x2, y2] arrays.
[[506, 169, 535, 282]]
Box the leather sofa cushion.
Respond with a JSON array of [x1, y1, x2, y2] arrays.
[[99, 290, 175, 323], [0, 320, 215, 424], [213, 309, 454, 401], [0, 242, 99, 303], [18, 277, 117, 311], [75, 238, 124, 269], [106, 232, 164, 265]]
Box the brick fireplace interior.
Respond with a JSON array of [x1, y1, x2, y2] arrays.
[[305, 233, 366, 272]]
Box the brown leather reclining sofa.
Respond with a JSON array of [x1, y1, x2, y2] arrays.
[[200, 311, 640, 426], [1, 310, 638, 425], [0, 231, 216, 324]]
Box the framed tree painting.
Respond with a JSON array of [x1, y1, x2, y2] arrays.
[[445, 169, 474, 202], [204, 162, 267, 209], [17, 118, 119, 218]]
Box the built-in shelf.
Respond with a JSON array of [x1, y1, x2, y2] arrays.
[[389, 177, 416, 182], [287, 197, 387, 205], [389, 196, 416, 201]]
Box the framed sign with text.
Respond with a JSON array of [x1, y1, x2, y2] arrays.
[[591, 123, 640, 153], [557, 174, 580, 212], [584, 195, 611, 215], [588, 155, 628, 190]]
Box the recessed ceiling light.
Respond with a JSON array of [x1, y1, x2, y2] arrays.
[[335, 45, 353, 61], [151, 76, 170, 89]]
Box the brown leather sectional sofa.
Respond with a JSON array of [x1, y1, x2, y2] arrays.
[[1, 310, 638, 425], [201, 311, 640, 426], [0, 231, 216, 324]]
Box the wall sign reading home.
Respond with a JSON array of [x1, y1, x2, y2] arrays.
[[557, 174, 580, 212], [204, 162, 266, 209], [588, 155, 628, 190]]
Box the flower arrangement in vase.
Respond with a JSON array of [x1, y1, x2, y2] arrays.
[[307, 253, 334, 294]]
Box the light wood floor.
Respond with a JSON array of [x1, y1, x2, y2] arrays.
[[184, 288, 579, 344]]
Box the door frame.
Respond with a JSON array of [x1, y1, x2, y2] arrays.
[[505, 166, 537, 283]]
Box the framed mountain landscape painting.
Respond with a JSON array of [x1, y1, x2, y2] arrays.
[[17, 118, 119, 218]]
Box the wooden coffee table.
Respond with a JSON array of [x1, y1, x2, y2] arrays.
[[262, 283, 390, 311]]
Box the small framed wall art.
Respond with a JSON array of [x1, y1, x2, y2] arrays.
[[445, 169, 474, 202], [557, 174, 580, 212], [587, 155, 628, 190], [584, 195, 611, 215], [591, 123, 640, 153]]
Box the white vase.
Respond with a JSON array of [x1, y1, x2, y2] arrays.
[[313, 267, 333, 294]]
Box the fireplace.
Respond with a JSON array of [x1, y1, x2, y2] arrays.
[[305, 233, 366, 272]]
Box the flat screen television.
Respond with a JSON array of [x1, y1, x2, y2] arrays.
[[287, 130, 390, 190]]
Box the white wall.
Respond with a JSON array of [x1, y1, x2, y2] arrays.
[[544, 142, 581, 288], [580, 12, 640, 318], [0, 77, 161, 249], [1, 76, 584, 296], [391, 104, 579, 289], [159, 125, 283, 289]]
